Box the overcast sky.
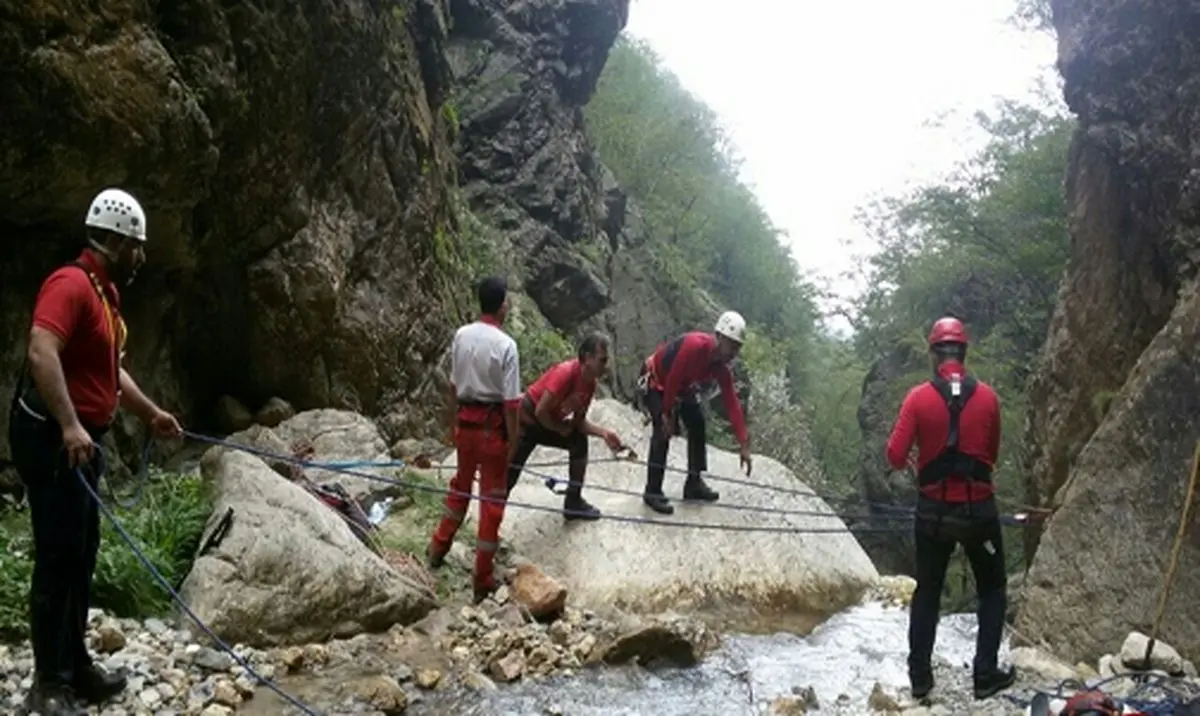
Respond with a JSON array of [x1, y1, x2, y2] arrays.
[[623, 0, 1062, 327]]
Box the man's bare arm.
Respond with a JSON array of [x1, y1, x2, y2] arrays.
[[119, 368, 160, 424], [535, 392, 572, 435], [26, 327, 81, 429]]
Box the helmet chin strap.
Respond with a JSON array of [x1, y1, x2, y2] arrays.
[[87, 238, 118, 262]]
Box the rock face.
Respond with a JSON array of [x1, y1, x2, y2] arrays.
[[0, 0, 468, 458], [450, 399, 878, 620], [1016, 0, 1200, 662], [180, 447, 438, 648], [446, 0, 718, 399]]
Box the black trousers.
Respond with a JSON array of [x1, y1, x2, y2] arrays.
[[907, 495, 1007, 678], [642, 389, 706, 495], [8, 401, 106, 687], [506, 421, 589, 497]]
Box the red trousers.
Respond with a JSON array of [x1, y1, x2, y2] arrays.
[[428, 425, 509, 589]]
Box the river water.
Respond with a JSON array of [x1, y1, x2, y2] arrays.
[[425, 601, 1010, 715]]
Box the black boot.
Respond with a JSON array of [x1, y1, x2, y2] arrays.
[[643, 493, 674, 515], [563, 491, 601, 521], [682, 474, 719, 502], [973, 665, 1016, 699], [25, 680, 87, 716], [73, 663, 127, 705], [910, 668, 934, 700]]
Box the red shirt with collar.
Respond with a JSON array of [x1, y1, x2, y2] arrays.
[[885, 360, 1001, 502], [31, 250, 124, 428], [523, 358, 595, 426]]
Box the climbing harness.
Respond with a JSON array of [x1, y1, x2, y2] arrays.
[[916, 373, 993, 491]]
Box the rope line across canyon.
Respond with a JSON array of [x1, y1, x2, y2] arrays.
[[178, 429, 920, 535]]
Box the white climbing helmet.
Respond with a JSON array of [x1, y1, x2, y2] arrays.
[[714, 310, 746, 344], [84, 188, 147, 242]]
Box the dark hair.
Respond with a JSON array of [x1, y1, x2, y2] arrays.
[[577, 332, 610, 360], [477, 276, 508, 316]]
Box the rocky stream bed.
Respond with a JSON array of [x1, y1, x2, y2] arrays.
[[6, 575, 1200, 715]]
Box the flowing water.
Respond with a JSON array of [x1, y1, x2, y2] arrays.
[[420, 601, 1013, 715]]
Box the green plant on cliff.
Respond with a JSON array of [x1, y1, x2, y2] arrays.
[[0, 470, 211, 640]]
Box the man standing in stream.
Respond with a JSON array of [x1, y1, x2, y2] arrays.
[[9, 188, 183, 715], [505, 331, 627, 520], [885, 316, 1016, 701], [426, 275, 522, 604], [638, 310, 752, 515]]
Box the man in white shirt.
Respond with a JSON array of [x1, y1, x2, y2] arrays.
[[426, 276, 521, 602]]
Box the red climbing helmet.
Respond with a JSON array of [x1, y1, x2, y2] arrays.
[[927, 316, 968, 348]]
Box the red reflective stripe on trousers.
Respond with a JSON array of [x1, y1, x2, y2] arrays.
[[429, 425, 508, 590]]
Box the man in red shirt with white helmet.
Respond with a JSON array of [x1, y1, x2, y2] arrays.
[[885, 316, 1016, 701], [638, 310, 752, 515], [9, 188, 183, 715]]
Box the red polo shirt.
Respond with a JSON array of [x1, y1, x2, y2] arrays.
[[885, 361, 1001, 502], [31, 251, 124, 428], [523, 358, 596, 426]]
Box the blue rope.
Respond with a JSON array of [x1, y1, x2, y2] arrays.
[[181, 430, 912, 534], [75, 466, 322, 715]]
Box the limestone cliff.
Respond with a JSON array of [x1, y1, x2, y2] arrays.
[[1015, 0, 1200, 663], [0, 0, 467, 457], [445, 0, 718, 401]]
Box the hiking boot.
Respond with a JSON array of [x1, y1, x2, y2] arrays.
[[682, 475, 719, 502], [426, 544, 446, 570], [563, 495, 601, 521], [643, 493, 674, 515], [74, 663, 126, 704], [910, 669, 934, 700], [25, 680, 87, 716], [473, 583, 497, 604], [973, 665, 1016, 700]]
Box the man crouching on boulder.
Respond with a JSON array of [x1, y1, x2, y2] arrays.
[[426, 276, 521, 603], [638, 310, 752, 515], [885, 316, 1016, 701], [504, 332, 626, 521]]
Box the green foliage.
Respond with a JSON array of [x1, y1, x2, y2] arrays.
[[585, 34, 824, 451], [0, 470, 211, 641]]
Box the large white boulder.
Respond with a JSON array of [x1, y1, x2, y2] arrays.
[[444, 399, 879, 621], [179, 447, 437, 648]]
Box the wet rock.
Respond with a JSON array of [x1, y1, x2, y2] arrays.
[[351, 675, 408, 713], [489, 650, 525, 683], [511, 563, 568, 619], [415, 668, 442, 689], [601, 613, 719, 667]]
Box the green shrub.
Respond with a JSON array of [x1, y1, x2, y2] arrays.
[[0, 469, 212, 641]]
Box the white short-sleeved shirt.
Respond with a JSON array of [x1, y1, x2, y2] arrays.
[[451, 320, 521, 404]]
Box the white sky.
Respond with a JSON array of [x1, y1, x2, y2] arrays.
[[624, 0, 1062, 331]]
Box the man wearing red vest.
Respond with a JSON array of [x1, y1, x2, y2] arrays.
[[638, 311, 752, 515], [9, 188, 183, 715], [505, 332, 626, 520], [426, 276, 521, 603], [885, 316, 1016, 701]]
